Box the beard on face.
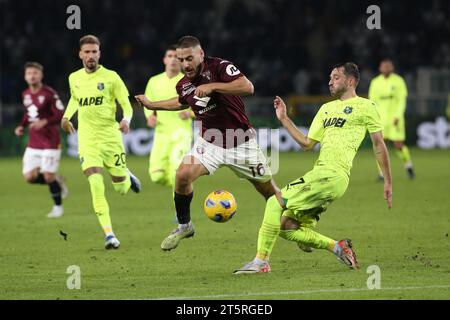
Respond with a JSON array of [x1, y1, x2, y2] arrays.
[[85, 59, 97, 71], [184, 63, 201, 78], [330, 84, 347, 98]]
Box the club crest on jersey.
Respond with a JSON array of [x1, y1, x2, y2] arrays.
[[343, 106, 353, 114], [97, 82, 105, 90], [201, 71, 211, 81], [38, 95, 45, 104]]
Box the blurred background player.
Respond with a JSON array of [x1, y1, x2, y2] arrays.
[[61, 35, 141, 249], [369, 58, 415, 180], [135, 36, 280, 251], [144, 45, 194, 189], [14, 62, 68, 218], [235, 63, 392, 274]]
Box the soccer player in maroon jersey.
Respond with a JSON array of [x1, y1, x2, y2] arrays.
[[135, 36, 282, 251], [14, 62, 68, 218]]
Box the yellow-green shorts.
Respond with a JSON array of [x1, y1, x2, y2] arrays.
[[281, 167, 349, 226], [79, 142, 127, 177], [382, 117, 405, 141]]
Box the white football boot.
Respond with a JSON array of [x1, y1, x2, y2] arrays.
[[47, 205, 64, 218], [105, 235, 120, 249]]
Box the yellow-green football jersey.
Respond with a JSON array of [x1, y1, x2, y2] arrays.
[[308, 96, 382, 177], [368, 73, 408, 126], [144, 72, 192, 134], [64, 65, 132, 149]]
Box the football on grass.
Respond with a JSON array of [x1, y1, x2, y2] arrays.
[[203, 190, 237, 223]]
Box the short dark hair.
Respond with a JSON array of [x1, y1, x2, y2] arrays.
[[166, 44, 177, 52], [177, 35, 201, 49], [380, 58, 394, 64], [79, 34, 100, 48], [333, 62, 360, 86], [24, 61, 44, 72]]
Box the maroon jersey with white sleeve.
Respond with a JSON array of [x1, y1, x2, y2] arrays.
[[176, 56, 254, 148], [20, 85, 64, 149]]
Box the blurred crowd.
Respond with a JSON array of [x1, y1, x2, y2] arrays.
[[1, 0, 449, 104]]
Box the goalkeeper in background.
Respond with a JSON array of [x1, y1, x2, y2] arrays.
[[61, 35, 141, 249], [144, 45, 193, 189], [369, 58, 415, 180]]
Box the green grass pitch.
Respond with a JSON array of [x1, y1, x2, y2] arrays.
[[0, 148, 449, 299]]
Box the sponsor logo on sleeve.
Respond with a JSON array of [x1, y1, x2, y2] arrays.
[[226, 64, 240, 76]]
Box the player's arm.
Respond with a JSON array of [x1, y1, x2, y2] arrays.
[[195, 76, 254, 98], [134, 95, 188, 111], [179, 108, 195, 120], [370, 131, 393, 209], [42, 92, 65, 126], [15, 93, 31, 135], [274, 96, 318, 151], [61, 77, 77, 134], [393, 77, 408, 125], [14, 111, 28, 136], [113, 73, 133, 134], [143, 78, 157, 127]]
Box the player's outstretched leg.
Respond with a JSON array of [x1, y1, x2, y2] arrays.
[[45, 172, 64, 218], [160, 157, 208, 251], [279, 217, 359, 270], [126, 168, 142, 193], [24, 169, 66, 218], [87, 172, 119, 249], [234, 195, 283, 274]]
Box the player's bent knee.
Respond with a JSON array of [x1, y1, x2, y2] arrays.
[[43, 173, 56, 184], [24, 174, 35, 183], [394, 141, 404, 150], [280, 216, 300, 231], [23, 169, 39, 183], [175, 169, 193, 188]]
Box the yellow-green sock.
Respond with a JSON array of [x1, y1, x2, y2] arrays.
[[256, 195, 284, 260], [279, 227, 336, 250], [112, 175, 131, 195], [88, 173, 113, 237], [395, 145, 413, 168]]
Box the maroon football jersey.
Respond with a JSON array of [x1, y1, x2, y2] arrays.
[[176, 56, 254, 148], [20, 85, 64, 149]]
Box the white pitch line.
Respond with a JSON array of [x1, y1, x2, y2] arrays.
[[152, 284, 450, 300]]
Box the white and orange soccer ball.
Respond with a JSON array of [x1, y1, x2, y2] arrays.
[[203, 190, 237, 223]]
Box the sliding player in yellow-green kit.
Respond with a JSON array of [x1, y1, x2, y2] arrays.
[[144, 45, 193, 189], [369, 58, 415, 180], [61, 35, 141, 249], [235, 63, 393, 274]]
